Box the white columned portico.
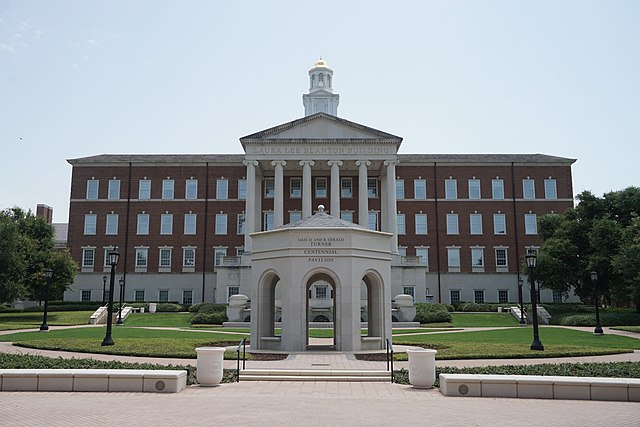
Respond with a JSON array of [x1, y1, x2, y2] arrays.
[[300, 160, 315, 218], [327, 160, 342, 217], [384, 160, 399, 253], [243, 160, 258, 252], [356, 160, 371, 226], [272, 160, 287, 228]]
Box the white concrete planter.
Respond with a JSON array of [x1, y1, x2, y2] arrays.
[[406, 348, 437, 388], [196, 347, 226, 386], [148, 303, 157, 313]]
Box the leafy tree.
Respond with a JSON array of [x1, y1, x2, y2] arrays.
[[0, 208, 77, 304]]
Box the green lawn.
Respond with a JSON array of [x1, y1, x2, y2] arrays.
[[393, 326, 640, 360], [125, 313, 193, 328], [0, 311, 93, 331], [611, 326, 640, 334], [419, 313, 520, 328]]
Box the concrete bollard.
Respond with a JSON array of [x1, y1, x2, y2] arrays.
[[196, 347, 226, 386], [406, 348, 437, 388]]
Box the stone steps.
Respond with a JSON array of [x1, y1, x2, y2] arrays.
[[238, 368, 392, 382]]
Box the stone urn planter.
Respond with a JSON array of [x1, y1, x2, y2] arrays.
[[406, 348, 437, 388], [196, 347, 226, 386]]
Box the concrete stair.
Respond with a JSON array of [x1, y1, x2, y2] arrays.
[[238, 368, 392, 382]]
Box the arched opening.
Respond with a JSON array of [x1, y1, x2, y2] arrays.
[[305, 272, 337, 350], [362, 271, 385, 341], [255, 271, 281, 349]]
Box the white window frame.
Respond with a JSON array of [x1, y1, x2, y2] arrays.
[[289, 211, 302, 223], [498, 289, 509, 304], [492, 179, 504, 200], [86, 180, 99, 200], [105, 213, 118, 235], [84, 214, 97, 235], [397, 213, 406, 235], [135, 248, 148, 268], [227, 286, 240, 302], [340, 211, 353, 222], [315, 177, 327, 198], [81, 290, 92, 302], [447, 247, 461, 269], [367, 178, 378, 198], [162, 179, 174, 200], [341, 177, 352, 198], [524, 213, 538, 235], [493, 213, 506, 235], [495, 248, 508, 267], [468, 179, 481, 200], [214, 247, 227, 267], [139, 179, 151, 200], [446, 213, 459, 235], [238, 179, 247, 200], [159, 248, 172, 268], [182, 290, 194, 305], [290, 177, 302, 198], [237, 213, 245, 235], [396, 179, 405, 200], [82, 248, 95, 268], [183, 247, 196, 267], [368, 212, 378, 231], [414, 179, 426, 200], [215, 213, 228, 235], [474, 289, 485, 304], [450, 290, 461, 305], [264, 211, 274, 231], [544, 179, 557, 199], [134, 290, 145, 303], [523, 179, 535, 199], [158, 289, 170, 302], [137, 213, 149, 235], [415, 213, 427, 235], [185, 179, 198, 200], [264, 178, 275, 198], [402, 286, 416, 299], [445, 179, 457, 199], [216, 179, 229, 200], [471, 247, 484, 267], [416, 247, 429, 266], [184, 214, 197, 235], [108, 180, 120, 200], [470, 214, 483, 235], [160, 214, 173, 235]]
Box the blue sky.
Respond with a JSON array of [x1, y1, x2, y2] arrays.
[[1, 0, 638, 222]]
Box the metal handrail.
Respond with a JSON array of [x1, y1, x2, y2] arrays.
[[236, 338, 246, 382], [385, 338, 394, 383]]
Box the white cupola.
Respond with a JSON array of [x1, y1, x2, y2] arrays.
[[303, 58, 340, 116]]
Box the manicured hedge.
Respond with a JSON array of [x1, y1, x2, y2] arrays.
[[414, 303, 453, 324], [560, 313, 640, 327], [455, 303, 514, 312], [188, 303, 227, 313], [191, 312, 228, 325]]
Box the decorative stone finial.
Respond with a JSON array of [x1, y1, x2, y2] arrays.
[[318, 204, 325, 213]]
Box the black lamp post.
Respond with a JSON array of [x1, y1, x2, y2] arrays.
[[590, 271, 604, 336], [525, 253, 544, 351], [39, 268, 53, 331], [117, 277, 125, 325], [517, 277, 526, 325], [102, 275, 107, 304], [101, 250, 119, 346]]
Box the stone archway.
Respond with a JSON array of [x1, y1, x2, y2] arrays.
[[303, 270, 339, 350], [362, 270, 386, 347], [250, 269, 281, 350]]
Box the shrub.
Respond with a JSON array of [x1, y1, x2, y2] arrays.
[[414, 303, 453, 324], [560, 313, 640, 327], [189, 303, 227, 314], [155, 303, 185, 312], [191, 312, 228, 325]]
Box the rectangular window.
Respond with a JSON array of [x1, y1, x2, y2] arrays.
[[468, 179, 481, 199], [495, 248, 508, 267], [315, 177, 327, 198], [105, 214, 118, 235], [315, 285, 328, 299], [162, 179, 174, 200], [414, 179, 426, 200], [445, 179, 457, 199], [340, 211, 353, 222], [402, 286, 415, 299], [544, 179, 557, 199], [492, 179, 504, 200], [139, 180, 151, 200], [341, 178, 352, 198], [227, 286, 240, 302], [415, 214, 428, 235], [525, 214, 538, 235], [86, 180, 99, 200], [81, 290, 92, 302], [368, 212, 378, 231], [84, 214, 97, 235], [367, 178, 378, 198], [182, 290, 193, 305], [104, 248, 118, 267], [137, 214, 149, 235], [108, 180, 120, 200], [470, 214, 483, 235], [238, 179, 247, 200], [264, 212, 274, 231], [185, 179, 198, 200], [159, 248, 172, 267], [237, 214, 245, 234], [289, 211, 302, 223], [214, 247, 227, 266], [158, 290, 169, 302], [474, 290, 485, 304], [523, 179, 535, 199], [216, 179, 228, 200], [471, 248, 484, 267], [446, 213, 459, 235], [135, 248, 148, 267], [447, 248, 460, 268], [183, 248, 195, 267], [416, 248, 429, 266], [215, 214, 228, 235], [552, 290, 563, 303], [397, 213, 406, 235], [134, 290, 145, 303], [264, 178, 275, 198], [450, 290, 461, 305], [398, 247, 407, 257], [498, 290, 509, 304], [82, 248, 95, 267], [184, 214, 197, 235], [493, 213, 506, 235], [160, 214, 173, 235], [290, 177, 302, 198], [396, 179, 405, 199]]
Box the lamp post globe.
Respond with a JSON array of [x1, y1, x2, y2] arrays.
[[117, 277, 125, 325], [590, 271, 604, 336], [525, 254, 544, 351], [101, 251, 120, 346], [40, 268, 54, 331]]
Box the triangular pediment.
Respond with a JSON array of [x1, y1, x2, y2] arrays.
[[240, 113, 402, 142]]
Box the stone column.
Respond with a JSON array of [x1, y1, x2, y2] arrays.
[[384, 160, 399, 253], [271, 160, 286, 228], [328, 160, 343, 217], [299, 160, 315, 218], [356, 160, 371, 227], [242, 160, 258, 253]]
